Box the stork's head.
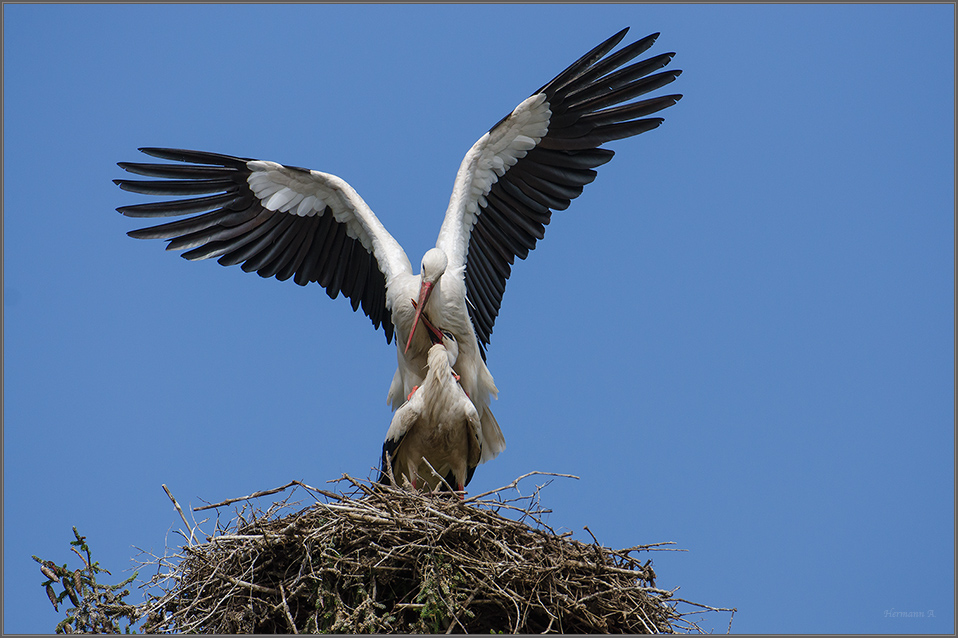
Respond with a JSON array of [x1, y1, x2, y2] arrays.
[[427, 330, 459, 370], [439, 329, 459, 367], [420, 248, 448, 282], [405, 248, 449, 354]]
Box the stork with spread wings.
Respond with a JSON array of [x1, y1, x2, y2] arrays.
[[115, 27, 682, 478]]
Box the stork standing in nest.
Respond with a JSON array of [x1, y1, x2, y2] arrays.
[[380, 316, 481, 495]]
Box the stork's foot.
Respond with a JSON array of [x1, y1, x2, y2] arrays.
[[406, 385, 419, 401]]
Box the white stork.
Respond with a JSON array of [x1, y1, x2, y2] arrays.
[[114, 27, 682, 473], [380, 324, 481, 494]]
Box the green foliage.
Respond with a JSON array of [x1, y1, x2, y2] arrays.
[[33, 527, 139, 634], [413, 552, 473, 632]]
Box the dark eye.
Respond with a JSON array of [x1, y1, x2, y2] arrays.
[[442, 330, 455, 342]]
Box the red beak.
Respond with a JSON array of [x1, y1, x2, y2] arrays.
[[404, 280, 434, 353]]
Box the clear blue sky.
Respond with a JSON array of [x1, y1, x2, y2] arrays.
[[4, 4, 954, 634]]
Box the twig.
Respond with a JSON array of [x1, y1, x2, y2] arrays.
[[279, 582, 298, 634], [70, 546, 91, 569], [463, 471, 579, 503], [162, 484, 195, 546], [193, 481, 299, 512], [583, 525, 601, 546], [290, 480, 349, 503]]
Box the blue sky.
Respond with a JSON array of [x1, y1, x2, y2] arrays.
[[3, 4, 954, 634]]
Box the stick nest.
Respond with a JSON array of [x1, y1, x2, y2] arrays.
[[137, 473, 733, 633]]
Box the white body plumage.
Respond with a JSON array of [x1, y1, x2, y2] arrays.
[[381, 338, 482, 493]]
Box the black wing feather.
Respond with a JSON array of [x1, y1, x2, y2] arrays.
[[464, 29, 682, 356], [115, 149, 394, 342]]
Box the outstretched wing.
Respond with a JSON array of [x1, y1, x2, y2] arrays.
[[115, 148, 413, 342], [435, 28, 682, 355]]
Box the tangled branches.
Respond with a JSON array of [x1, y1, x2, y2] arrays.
[[132, 473, 734, 633], [33, 527, 139, 633]]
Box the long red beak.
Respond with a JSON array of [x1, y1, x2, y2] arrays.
[[411, 299, 445, 345], [404, 281, 434, 353]]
